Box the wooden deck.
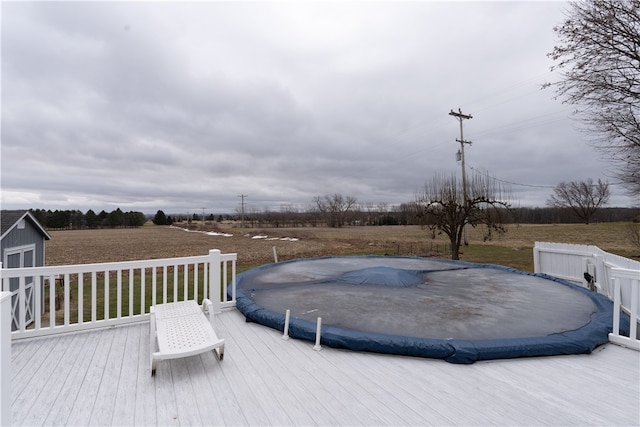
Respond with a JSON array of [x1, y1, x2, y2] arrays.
[[11, 308, 640, 426]]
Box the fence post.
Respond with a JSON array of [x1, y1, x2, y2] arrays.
[[611, 278, 621, 336], [208, 249, 221, 311], [594, 254, 608, 297], [533, 244, 541, 274], [1, 291, 12, 426]]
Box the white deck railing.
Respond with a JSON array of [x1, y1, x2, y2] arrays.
[[0, 292, 11, 426], [1, 249, 237, 340], [609, 267, 640, 350], [533, 242, 640, 349]]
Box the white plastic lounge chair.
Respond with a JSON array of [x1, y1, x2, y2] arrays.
[[150, 299, 224, 375]]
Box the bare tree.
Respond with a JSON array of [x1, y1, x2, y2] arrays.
[[314, 194, 358, 227], [547, 179, 611, 224], [547, 0, 640, 197], [418, 171, 512, 260]]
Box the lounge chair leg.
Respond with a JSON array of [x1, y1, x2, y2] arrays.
[[215, 346, 224, 361]]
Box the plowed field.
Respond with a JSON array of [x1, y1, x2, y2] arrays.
[[45, 222, 637, 272]]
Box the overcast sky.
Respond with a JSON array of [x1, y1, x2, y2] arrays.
[[1, 1, 635, 216]]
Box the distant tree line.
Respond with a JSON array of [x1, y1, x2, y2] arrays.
[[152, 210, 227, 225], [30, 208, 146, 229], [162, 201, 639, 230], [29, 199, 639, 232]]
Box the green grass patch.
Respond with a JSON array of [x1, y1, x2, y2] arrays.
[[459, 245, 534, 272]]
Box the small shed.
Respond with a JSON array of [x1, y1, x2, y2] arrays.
[[1, 210, 51, 330]]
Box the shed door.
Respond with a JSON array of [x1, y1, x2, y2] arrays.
[[4, 245, 35, 331]]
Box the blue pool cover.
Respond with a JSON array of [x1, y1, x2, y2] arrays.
[[233, 256, 628, 364]]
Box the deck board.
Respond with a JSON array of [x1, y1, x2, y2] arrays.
[[90, 326, 126, 426], [134, 323, 157, 426], [241, 321, 350, 426], [42, 330, 101, 426], [10, 308, 640, 426], [32, 333, 93, 426], [218, 314, 298, 426], [112, 324, 142, 426], [65, 327, 116, 426]]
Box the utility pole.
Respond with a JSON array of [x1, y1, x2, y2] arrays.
[[238, 194, 248, 228], [449, 108, 473, 245]]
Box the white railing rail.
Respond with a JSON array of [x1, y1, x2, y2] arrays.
[[0, 292, 11, 426], [533, 242, 640, 350], [0, 249, 237, 340], [609, 267, 640, 350]]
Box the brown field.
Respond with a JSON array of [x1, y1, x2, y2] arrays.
[[45, 222, 638, 273]]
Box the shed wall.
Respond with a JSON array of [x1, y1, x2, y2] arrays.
[[1, 220, 46, 267]]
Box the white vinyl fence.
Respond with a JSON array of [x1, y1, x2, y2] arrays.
[[534, 242, 640, 350], [0, 249, 237, 340]]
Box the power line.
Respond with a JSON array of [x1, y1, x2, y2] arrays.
[[471, 110, 572, 140], [468, 165, 555, 188], [467, 165, 628, 189], [460, 70, 556, 114]]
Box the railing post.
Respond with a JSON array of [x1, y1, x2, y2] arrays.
[[608, 268, 640, 351], [533, 244, 541, 274], [611, 278, 621, 336], [209, 249, 221, 311], [1, 291, 12, 426], [594, 254, 607, 297]]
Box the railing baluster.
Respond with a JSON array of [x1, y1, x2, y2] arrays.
[[129, 268, 134, 317], [104, 269, 109, 321], [152, 267, 157, 308], [194, 263, 199, 303], [117, 270, 122, 319], [34, 276, 42, 330], [91, 272, 97, 322], [64, 273, 70, 326], [183, 264, 188, 302], [48, 274, 56, 328], [222, 261, 228, 304], [163, 266, 168, 304], [78, 273, 83, 325], [173, 265, 178, 303], [203, 262, 209, 303], [141, 268, 146, 316], [19, 277, 26, 332], [630, 279, 638, 341]]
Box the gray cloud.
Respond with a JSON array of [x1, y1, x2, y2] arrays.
[[1, 1, 634, 215]]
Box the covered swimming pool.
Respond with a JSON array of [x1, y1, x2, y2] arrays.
[[234, 256, 627, 364]]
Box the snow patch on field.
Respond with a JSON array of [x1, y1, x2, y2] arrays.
[[171, 226, 299, 241], [171, 226, 233, 237], [251, 234, 299, 241]]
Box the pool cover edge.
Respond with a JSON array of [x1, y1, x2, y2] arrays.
[[233, 256, 629, 364]]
